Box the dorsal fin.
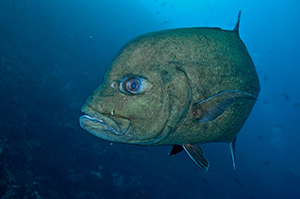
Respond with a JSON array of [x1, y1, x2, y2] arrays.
[[233, 10, 242, 36]]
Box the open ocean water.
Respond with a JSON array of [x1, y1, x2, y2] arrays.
[[0, 0, 299, 198]]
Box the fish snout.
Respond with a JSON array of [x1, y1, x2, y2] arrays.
[[80, 105, 131, 142]]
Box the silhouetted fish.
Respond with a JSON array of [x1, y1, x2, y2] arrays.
[[264, 161, 272, 165], [282, 93, 289, 100], [264, 74, 267, 82], [202, 178, 210, 186], [233, 178, 246, 188], [256, 135, 263, 139], [163, 19, 170, 24]]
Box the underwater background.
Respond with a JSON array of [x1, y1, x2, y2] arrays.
[[0, 0, 299, 198]]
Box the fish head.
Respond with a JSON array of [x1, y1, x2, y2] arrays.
[[80, 35, 189, 145]]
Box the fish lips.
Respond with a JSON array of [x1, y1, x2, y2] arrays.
[[79, 105, 131, 141]]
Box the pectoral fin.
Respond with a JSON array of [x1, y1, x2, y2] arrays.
[[183, 143, 210, 172], [192, 90, 257, 122]]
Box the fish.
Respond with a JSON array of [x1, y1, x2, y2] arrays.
[[202, 178, 210, 186], [264, 74, 267, 82], [233, 178, 246, 188], [282, 92, 289, 100], [163, 19, 170, 24], [256, 135, 263, 139], [293, 103, 300, 107], [264, 161, 272, 165], [268, 50, 275, 53], [79, 11, 260, 172], [161, 2, 167, 6]]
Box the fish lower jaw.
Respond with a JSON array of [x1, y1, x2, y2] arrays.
[[79, 115, 122, 136]]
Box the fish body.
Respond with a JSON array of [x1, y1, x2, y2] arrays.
[[80, 12, 260, 171]]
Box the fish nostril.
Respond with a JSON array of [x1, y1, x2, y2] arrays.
[[111, 82, 117, 88]]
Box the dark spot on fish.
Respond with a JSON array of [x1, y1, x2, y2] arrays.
[[293, 103, 300, 107], [263, 101, 269, 104], [156, 11, 161, 15], [161, 2, 167, 6]]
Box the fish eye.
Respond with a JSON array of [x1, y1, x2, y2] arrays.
[[123, 78, 141, 94], [119, 76, 149, 94]]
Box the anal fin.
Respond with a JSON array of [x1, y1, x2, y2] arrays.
[[229, 136, 237, 170], [183, 143, 210, 172]]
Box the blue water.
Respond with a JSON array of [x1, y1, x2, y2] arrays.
[[0, 0, 299, 198]]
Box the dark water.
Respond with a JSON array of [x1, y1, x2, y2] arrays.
[[0, 0, 299, 198]]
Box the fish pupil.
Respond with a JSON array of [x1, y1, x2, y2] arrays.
[[128, 80, 138, 91]]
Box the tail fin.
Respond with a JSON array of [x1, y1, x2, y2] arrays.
[[233, 11, 241, 36]]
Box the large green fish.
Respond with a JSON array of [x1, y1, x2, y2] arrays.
[[79, 11, 260, 171]]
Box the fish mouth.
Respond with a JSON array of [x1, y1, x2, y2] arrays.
[[80, 115, 122, 135], [79, 105, 131, 140]]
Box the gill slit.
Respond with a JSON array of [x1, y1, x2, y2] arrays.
[[155, 67, 193, 145]]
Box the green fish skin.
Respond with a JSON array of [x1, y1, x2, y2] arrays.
[[79, 11, 260, 171]]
